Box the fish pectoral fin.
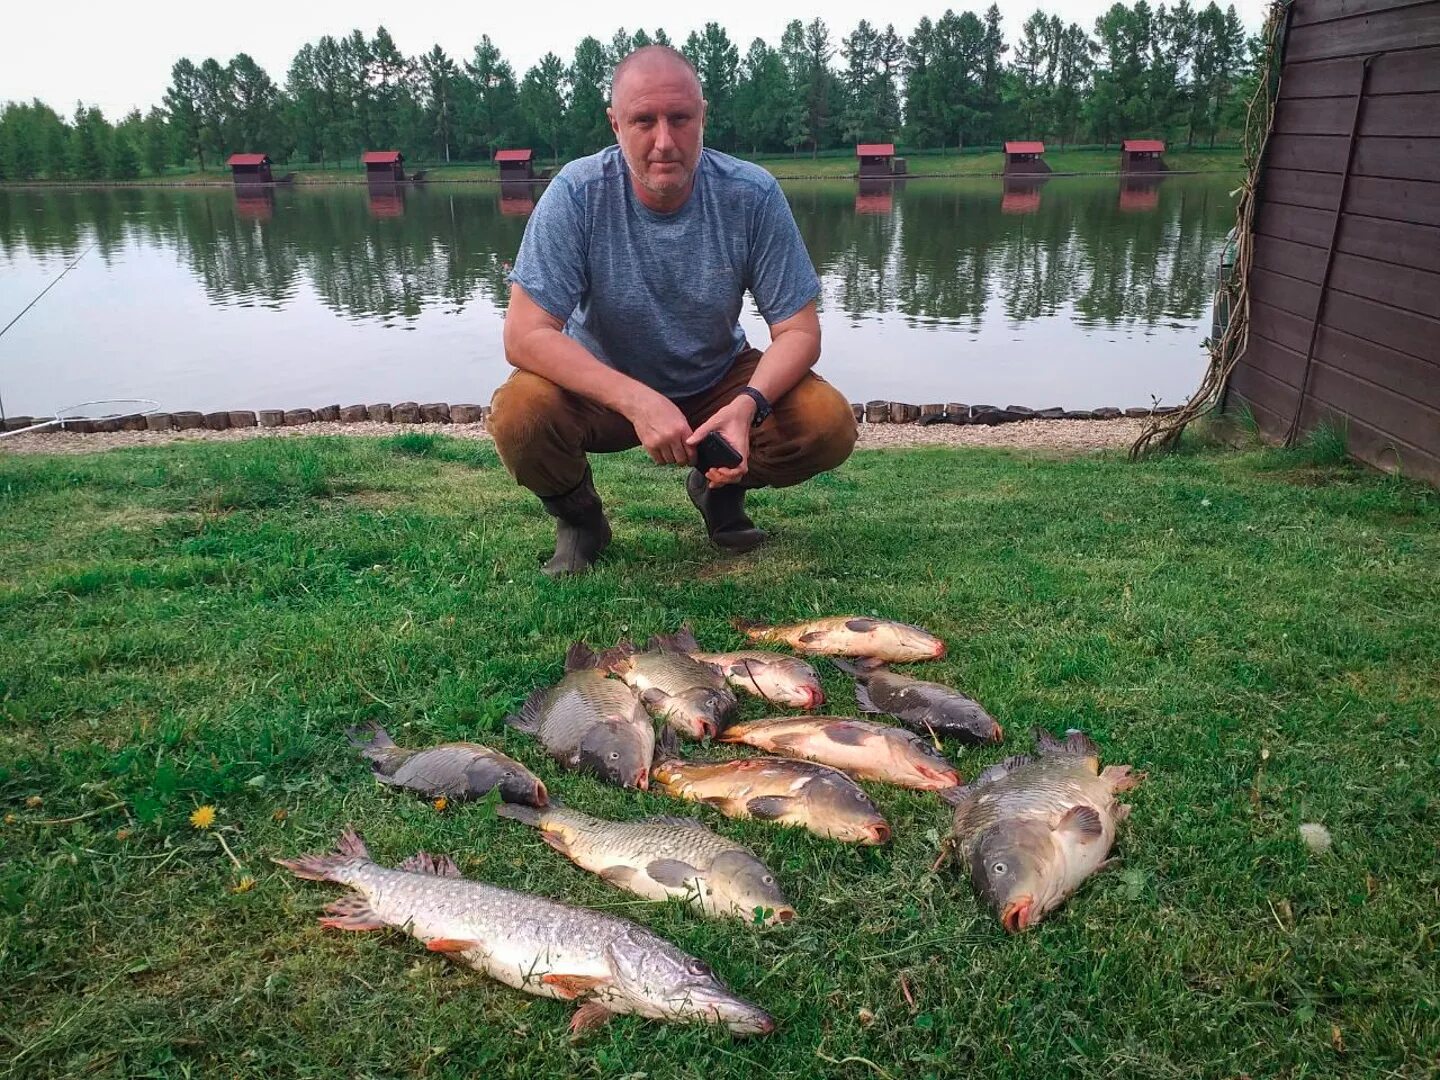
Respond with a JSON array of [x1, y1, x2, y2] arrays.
[[639, 687, 671, 710], [504, 688, 548, 735], [541, 972, 612, 1000], [853, 683, 881, 714], [539, 830, 573, 857], [844, 617, 879, 632], [822, 721, 872, 746], [797, 630, 827, 644], [318, 893, 386, 932], [745, 795, 795, 821], [1102, 764, 1144, 792], [645, 858, 701, 889], [425, 937, 481, 954], [1055, 804, 1105, 842], [569, 1000, 616, 1037], [598, 864, 640, 887], [397, 851, 462, 877]]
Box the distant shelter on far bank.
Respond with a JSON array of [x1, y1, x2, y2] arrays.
[[856, 143, 896, 177], [1121, 140, 1167, 172], [496, 149, 535, 181], [1003, 141, 1049, 174], [227, 153, 273, 185], [363, 151, 405, 182]]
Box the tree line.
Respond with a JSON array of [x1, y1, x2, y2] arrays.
[[0, 3, 1253, 182]]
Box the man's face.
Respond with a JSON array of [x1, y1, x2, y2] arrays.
[[608, 60, 706, 206]]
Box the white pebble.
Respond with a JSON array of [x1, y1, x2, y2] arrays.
[[1299, 822, 1332, 854]]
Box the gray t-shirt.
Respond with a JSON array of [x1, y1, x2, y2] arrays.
[[508, 146, 821, 399]]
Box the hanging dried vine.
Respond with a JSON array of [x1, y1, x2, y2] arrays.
[[1131, 0, 1291, 459]]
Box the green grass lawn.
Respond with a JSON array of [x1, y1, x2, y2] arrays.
[[1, 434, 1435, 1077]]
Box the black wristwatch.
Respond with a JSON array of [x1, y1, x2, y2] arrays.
[[738, 386, 772, 427]]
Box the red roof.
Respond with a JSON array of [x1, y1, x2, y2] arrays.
[[362, 150, 404, 164], [855, 143, 895, 157], [1123, 139, 1166, 153], [1004, 141, 1045, 155], [495, 149, 534, 163], [227, 153, 270, 166]]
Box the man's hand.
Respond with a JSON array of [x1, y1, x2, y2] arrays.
[[686, 395, 757, 488], [627, 389, 695, 466]]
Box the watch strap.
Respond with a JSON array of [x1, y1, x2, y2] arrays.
[[738, 386, 772, 426]]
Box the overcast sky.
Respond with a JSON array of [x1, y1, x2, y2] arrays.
[[3, 0, 1268, 120]]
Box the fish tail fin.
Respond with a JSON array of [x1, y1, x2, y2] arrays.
[[345, 721, 395, 749], [654, 722, 683, 763], [853, 682, 881, 714], [495, 803, 544, 829], [566, 640, 634, 674], [396, 851, 462, 877], [274, 826, 371, 881], [1034, 727, 1100, 758], [647, 626, 702, 653], [936, 784, 969, 807], [832, 657, 886, 678], [731, 617, 770, 641], [564, 641, 600, 672], [505, 687, 548, 735]]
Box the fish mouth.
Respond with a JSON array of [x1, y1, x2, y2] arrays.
[[931, 641, 947, 659], [917, 763, 961, 788], [533, 781, 550, 806], [775, 907, 796, 925], [800, 686, 825, 709], [864, 823, 892, 845], [990, 722, 1005, 743], [633, 768, 650, 790], [1001, 897, 1034, 933]]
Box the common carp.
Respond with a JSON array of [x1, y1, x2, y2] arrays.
[[571, 638, 737, 740], [348, 723, 548, 806], [717, 716, 959, 791], [497, 802, 794, 926], [505, 658, 654, 789], [939, 728, 1142, 932], [654, 629, 824, 709], [276, 828, 774, 1035], [735, 616, 945, 662], [652, 752, 891, 845], [834, 659, 1003, 744]]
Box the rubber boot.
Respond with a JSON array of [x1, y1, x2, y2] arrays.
[[686, 469, 767, 552], [539, 467, 612, 577]]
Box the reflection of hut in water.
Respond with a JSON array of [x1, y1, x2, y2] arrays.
[[1003, 141, 1049, 174], [856, 143, 895, 178], [854, 177, 894, 215], [363, 150, 406, 182], [1000, 176, 1046, 214], [496, 149, 535, 180], [1121, 139, 1166, 172], [1118, 176, 1162, 212], [368, 184, 406, 218], [227, 153, 273, 185], [499, 181, 538, 215], [234, 186, 275, 220]]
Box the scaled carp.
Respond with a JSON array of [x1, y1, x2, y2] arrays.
[[498, 802, 794, 925], [735, 616, 945, 662], [349, 723, 548, 806], [834, 659, 1004, 745], [505, 663, 654, 790], [655, 629, 824, 709], [940, 728, 1142, 932], [276, 828, 774, 1036], [717, 716, 959, 791], [571, 638, 737, 740]]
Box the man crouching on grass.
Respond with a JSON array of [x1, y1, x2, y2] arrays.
[[490, 45, 857, 576]]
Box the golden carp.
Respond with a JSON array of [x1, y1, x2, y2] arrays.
[[717, 716, 959, 790], [734, 616, 945, 662]]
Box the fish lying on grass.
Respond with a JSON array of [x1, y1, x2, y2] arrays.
[[570, 638, 737, 740], [735, 616, 946, 662], [938, 728, 1142, 932], [834, 659, 1004, 745], [652, 745, 891, 845], [275, 828, 774, 1035], [348, 722, 549, 806], [497, 802, 794, 926], [653, 628, 824, 709], [717, 717, 960, 791], [505, 657, 655, 789]]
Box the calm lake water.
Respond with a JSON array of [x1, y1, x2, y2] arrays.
[[0, 175, 1236, 418]]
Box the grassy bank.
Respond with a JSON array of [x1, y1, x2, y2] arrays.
[[1, 435, 1435, 1077]]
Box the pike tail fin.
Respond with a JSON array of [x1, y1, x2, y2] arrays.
[[274, 826, 371, 882]]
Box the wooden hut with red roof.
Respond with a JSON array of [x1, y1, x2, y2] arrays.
[[496, 149, 535, 181], [227, 153, 273, 185], [363, 151, 406, 182], [1003, 142, 1049, 174], [1121, 139, 1167, 172], [855, 143, 895, 178]]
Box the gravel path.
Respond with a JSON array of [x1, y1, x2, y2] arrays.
[[0, 417, 1147, 456]]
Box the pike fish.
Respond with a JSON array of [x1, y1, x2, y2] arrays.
[[497, 802, 795, 926], [571, 638, 737, 740], [652, 751, 891, 845], [939, 728, 1142, 932], [717, 716, 960, 791], [735, 616, 946, 663], [505, 658, 654, 790], [276, 828, 774, 1036], [656, 628, 824, 709], [834, 659, 1004, 745], [348, 723, 548, 806]]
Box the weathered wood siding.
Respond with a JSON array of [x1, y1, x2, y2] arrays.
[[1229, 0, 1440, 482]]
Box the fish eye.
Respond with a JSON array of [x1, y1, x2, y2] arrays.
[[686, 959, 710, 977], [854, 792, 867, 801], [761, 875, 774, 885], [608, 751, 620, 760], [992, 862, 1007, 875]]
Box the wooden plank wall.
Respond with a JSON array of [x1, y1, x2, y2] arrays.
[[1229, 0, 1440, 482]]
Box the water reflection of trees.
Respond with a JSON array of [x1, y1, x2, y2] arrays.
[[0, 177, 1230, 331]]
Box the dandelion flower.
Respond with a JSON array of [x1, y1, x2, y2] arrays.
[[232, 875, 256, 894], [190, 805, 217, 830], [432, 797, 449, 813], [25, 795, 42, 809]]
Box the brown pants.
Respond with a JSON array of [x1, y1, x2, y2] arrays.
[[489, 348, 858, 497]]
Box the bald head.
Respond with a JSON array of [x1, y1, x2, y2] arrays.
[[610, 45, 701, 107]]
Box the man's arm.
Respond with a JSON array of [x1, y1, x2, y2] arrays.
[[685, 301, 821, 487], [503, 284, 695, 466]]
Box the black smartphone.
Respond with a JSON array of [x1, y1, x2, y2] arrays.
[[695, 431, 743, 472]]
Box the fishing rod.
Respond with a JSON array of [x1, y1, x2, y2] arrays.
[[0, 241, 97, 422]]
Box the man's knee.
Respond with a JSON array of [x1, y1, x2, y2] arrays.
[[489, 371, 567, 455], [762, 377, 857, 486]]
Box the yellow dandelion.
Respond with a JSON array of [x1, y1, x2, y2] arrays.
[[432, 797, 449, 813], [189, 804, 217, 830], [3, 813, 15, 825], [271, 808, 288, 823], [116, 827, 132, 841], [25, 795, 42, 809], [231, 875, 256, 894]]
